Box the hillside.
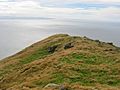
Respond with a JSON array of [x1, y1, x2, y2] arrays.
[[0, 34, 120, 90]]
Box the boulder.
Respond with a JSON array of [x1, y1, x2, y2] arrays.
[[48, 45, 58, 53], [107, 42, 113, 46], [64, 42, 74, 49]]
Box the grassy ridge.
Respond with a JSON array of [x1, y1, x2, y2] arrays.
[[0, 34, 120, 90]]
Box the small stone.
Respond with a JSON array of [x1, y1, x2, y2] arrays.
[[44, 83, 60, 89]]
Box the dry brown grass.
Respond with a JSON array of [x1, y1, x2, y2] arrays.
[[0, 34, 120, 90]]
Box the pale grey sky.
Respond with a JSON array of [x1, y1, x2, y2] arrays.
[[0, 0, 120, 21]]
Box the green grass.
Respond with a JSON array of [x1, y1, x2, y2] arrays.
[[20, 48, 50, 64], [58, 52, 120, 86], [20, 37, 74, 65], [70, 66, 120, 86], [59, 53, 95, 64], [52, 72, 65, 84], [35, 72, 66, 88], [60, 53, 116, 65], [51, 65, 120, 86]]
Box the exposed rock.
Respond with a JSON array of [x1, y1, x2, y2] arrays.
[[43, 84, 69, 90], [107, 42, 113, 46], [48, 45, 58, 53], [44, 83, 60, 89], [64, 42, 74, 49]]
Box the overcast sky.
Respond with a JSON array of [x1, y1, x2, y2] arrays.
[[0, 0, 120, 21]]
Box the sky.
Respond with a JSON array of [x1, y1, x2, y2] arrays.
[[0, 0, 120, 21]]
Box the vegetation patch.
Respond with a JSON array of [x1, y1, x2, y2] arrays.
[[69, 66, 120, 86], [58, 53, 120, 86], [20, 48, 50, 64], [60, 53, 115, 65], [59, 53, 95, 64], [52, 72, 65, 84]]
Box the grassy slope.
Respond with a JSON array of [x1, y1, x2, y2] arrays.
[[0, 34, 120, 90]]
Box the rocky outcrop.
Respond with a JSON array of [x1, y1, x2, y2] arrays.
[[64, 42, 74, 49], [48, 45, 58, 53]]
